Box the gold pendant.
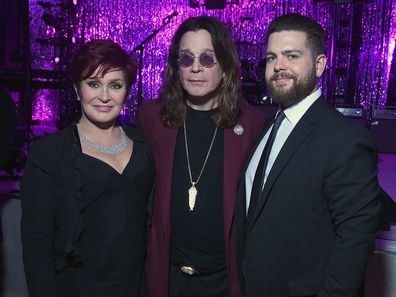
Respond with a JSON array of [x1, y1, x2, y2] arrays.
[[188, 184, 197, 211]]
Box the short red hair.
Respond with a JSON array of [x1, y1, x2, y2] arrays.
[[71, 40, 137, 93]]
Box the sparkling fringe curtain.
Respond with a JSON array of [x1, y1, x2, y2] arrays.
[[29, 0, 396, 123]]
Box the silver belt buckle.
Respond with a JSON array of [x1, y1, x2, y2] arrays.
[[180, 265, 198, 275]]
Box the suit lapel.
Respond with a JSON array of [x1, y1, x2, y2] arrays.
[[224, 127, 240, 237], [246, 97, 328, 231], [223, 123, 261, 238], [157, 125, 178, 229]]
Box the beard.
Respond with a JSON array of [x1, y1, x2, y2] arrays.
[[266, 68, 317, 109]]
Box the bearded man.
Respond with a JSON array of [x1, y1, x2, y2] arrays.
[[235, 13, 380, 297]]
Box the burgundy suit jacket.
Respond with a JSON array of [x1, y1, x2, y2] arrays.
[[136, 99, 265, 297]]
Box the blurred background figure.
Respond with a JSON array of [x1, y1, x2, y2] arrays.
[[0, 84, 17, 171]]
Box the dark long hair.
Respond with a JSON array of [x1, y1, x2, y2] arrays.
[[160, 16, 241, 128]]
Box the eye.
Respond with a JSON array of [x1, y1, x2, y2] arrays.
[[287, 54, 298, 60], [179, 52, 195, 68], [87, 81, 100, 88], [110, 83, 123, 89], [265, 56, 275, 63], [200, 52, 216, 68]]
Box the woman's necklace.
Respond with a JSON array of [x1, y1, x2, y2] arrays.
[[183, 120, 218, 211], [77, 124, 128, 155]]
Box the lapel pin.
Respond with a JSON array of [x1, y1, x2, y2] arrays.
[[233, 124, 244, 136]]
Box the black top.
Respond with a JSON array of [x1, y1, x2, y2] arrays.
[[21, 126, 154, 297], [170, 107, 225, 272]]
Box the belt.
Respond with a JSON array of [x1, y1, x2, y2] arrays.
[[179, 265, 202, 276], [178, 264, 225, 276]]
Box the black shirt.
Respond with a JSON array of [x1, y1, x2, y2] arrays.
[[20, 126, 154, 297], [170, 106, 225, 272]]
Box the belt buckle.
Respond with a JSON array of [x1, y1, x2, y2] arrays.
[[180, 265, 199, 276]]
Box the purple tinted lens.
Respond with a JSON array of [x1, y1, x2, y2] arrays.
[[179, 53, 194, 67], [199, 53, 215, 67]]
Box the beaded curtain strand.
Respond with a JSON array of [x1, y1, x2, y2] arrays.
[[29, 0, 396, 123]]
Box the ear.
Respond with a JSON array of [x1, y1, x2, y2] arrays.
[[315, 54, 327, 77]]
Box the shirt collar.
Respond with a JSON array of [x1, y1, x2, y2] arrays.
[[282, 89, 322, 126]]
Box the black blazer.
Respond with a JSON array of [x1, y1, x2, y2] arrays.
[[235, 97, 380, 297], [0, 85, 16, 169], [20, 125, 154, 297]]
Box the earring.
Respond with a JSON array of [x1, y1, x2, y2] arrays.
[[76, 96, 81, 101]]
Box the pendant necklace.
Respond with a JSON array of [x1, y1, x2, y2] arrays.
[[77, 124, 128, 155], [183, 120, 218, 211]]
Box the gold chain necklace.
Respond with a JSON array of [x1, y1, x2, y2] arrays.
[[183, 120, 218, 211]]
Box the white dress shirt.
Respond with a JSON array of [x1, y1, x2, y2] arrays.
[[245, 89, 322, 212]]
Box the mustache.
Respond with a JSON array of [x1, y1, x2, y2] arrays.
[[270, 72, 297, 81]]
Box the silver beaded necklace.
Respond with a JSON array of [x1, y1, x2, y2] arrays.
[[77, 124, 128, 155]]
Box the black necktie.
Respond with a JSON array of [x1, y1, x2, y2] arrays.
[[247, 111, 285, 218]]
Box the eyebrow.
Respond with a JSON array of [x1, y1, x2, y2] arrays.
[[179, 49, 215, 54], [86, 77, 124, 82], [266, 49, 303, 56]]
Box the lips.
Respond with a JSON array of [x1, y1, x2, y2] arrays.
[[188, 79, 206, 82], [270, 73, 296, 87], [93, 105, 114, 112], [274, 77, 290, 82], [187, 79, 207, 87]]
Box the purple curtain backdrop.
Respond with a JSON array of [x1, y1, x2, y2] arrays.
[[28, 0, 396, 124]]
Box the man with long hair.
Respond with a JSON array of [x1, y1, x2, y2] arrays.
[[137, 15, 265, 297]]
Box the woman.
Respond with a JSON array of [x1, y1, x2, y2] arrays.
[[21, 40, 154, 297], [136, 16, 266, 297]]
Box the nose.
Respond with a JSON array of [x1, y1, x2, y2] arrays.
[[190, 57, 202, 73], [273, 57, 286, 72], [99, 87, 111, 103]]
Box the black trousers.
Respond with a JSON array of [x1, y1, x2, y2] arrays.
[[168, 264, 227, 297]]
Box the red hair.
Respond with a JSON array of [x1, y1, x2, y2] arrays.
[[71, 40, 137, 92]]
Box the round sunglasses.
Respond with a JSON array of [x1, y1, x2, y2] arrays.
[[178, 51, 218, 68]]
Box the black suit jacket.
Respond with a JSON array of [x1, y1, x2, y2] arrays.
[[235, 97, 380, 297], [0, 85, 16, 169]]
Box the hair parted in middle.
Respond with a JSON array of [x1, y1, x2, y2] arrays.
[[160, 15, 241, 128]]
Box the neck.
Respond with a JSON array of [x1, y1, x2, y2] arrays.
[[312, 85, 319, 94], [78, 116, 118, 136], [186, 96, 218, 111]]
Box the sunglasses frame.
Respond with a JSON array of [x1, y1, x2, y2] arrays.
[[178, 51, 218, 68]]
